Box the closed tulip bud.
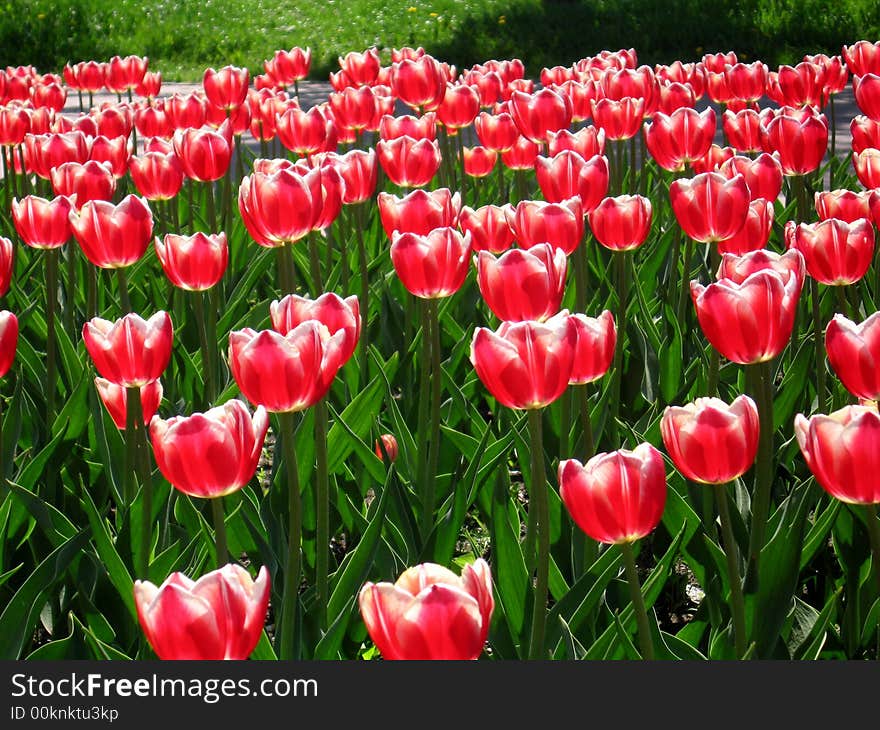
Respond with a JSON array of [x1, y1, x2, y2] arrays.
[[724, 61, 767, 103], [853, 74, 880, 122], [269, 47, 311, 85], [588, 194, 652, 251], [378, 188, 460, 238], [392, 55, 447, 111], [591, 97, 645, 140], [547, 126, 606, 158], [853, 148, 880, 189], [270, 292, 360, 366], [0, 238, 11, 297], [850, 115, 880, 153], [691, 266, 801, 364], [12, 195, 73, 249], [474, 110, 520, 151], [656, 80, 697, 115], [462, 145, 497, 177], [536, 151, 609, 211], [229, 323, 346, 413], [154, 232, 227, 291], [150, 400, 268, 498], [476, 243, 567, 322], [134, 101, 174, 139], [788, 217, 875, 285], [795, 405, 880, 504], [83, 311, 172, 387], [377, 135, 441, 187], [95, 377, 163, 430], [374, 433, 399, 462], [391, 227, 470, 299], [661, 395, 759, 484], [166, 92, 208, 131], [328, 86, 377, 131], [569, 310, 616, 384], [106, 55, 148, 93], [135, 564, 270, 660], [559, 79, 600, 122], [51, 160, 116, 207], [509, 88, 573, 143], [30, 82, 66, 112], [359, 559, 494, 660], [203, 65, 249, 111], [722, 109, 764, 153], [69, 195, 153, 269], [0, 105, 30, 146], [129, 151, 184, 201], [458, 204, 515, 253], [338, 48, 381, 87], [68, 60, 106, 93], [172, 122, 233, 181], [559, 443, 667, 544], [815, 189, 873, 222], [88, 135, 131, 179], [507, 198, 584, 254], [717, 198, 775, 255], [470, 312, 577, 409], [762, 108, 828, 175], [276, 106, 333, 156], [0, 311, 19, 377], [136, 70, 162, 99], [91, 105, 134, 140], [238, 166, 320, 246], [718, 153, 783, 203], [644, 107, 716, 171], [826, 313, 880, 400], [671, 172, 750, 243]]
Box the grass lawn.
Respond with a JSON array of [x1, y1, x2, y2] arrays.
[[1, 0, 879, 81]]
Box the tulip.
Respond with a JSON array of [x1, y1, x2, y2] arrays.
[[436, 84, 481, 130], [11, 195, 73, 249], [0, 238, 12, 297], [474, 111, 520, 151], [327, 86, 377, 132], [724, 61, 767, 103], [850, 115, 880, 153], [166, 92, 207, 131], [762, 108, 828, 175], [0, 105, 30, 146], [568, 310, 616, 385], [88, 135, 131, 179], [501, 135, 540, 170], [338, 48, 381, 87], [69, 195, 153, 269], [358, 560, 494, 660], [276, 106, 334, 156], [547, 126, 606, 159], [722, 109, 764, 154], [83, 311, 172, 388], [588, 195, 652, 251], [462, 146, 497, 178], [690, 267, 801, 364], [717, 198, 775, 255], [476, 243, 567, 323], [323, 149, 376, 204], [203, 66, 249, 111], [66, 61, 105, 93], [591, 97, 645, 140], [172, 122, 233, 181], [238, 166, 320, 247], [795, 405, 880, 504], [270, 292, 360, 366], [717, 248, 806, 289], [95, 377, 163, 430], [228, 323, 346, 413], [470, 312, 577, 409], [843, 41, 880, 77], [787, 218, 875, 286], [815, 189, 874, 222], [509, 88, 573, 143], [392, 56, 448, 111], [378, 188, 460, 238], [134, 101, 174, 139], [24, 131, 90, 179], [661, 395, 759, 484], [854, 74, 880, 122], [0, 311, 18, 377], [50, 160, 116, 207], [771, 63, 825, 108], [379, 112, 436, 141], [135, 564, 270, 660], [656, 80, 697, 115], [853, 148, 880, 189], [670, 172, 750, 243], [718, 153, 783, 203], [690, 143, 735, 174], [129, 152, 185, 201], [825, 313, 880, 400], [535, 151, 609, 211], [390, 227, 470, 299], [374, 433, 399, 462], [506, 198, 584, 254], [267, 47, 311, 86], [458, 204, 515, 253], [377, 135, 441, 187], [644, 107, 716, 171], [154, 232, 228, 292]]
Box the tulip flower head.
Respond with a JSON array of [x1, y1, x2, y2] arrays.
[[83, 311, 173, 388], [0, 311, 19, 378], [390, 227, 471, 299], [95, 377, 163, 430]]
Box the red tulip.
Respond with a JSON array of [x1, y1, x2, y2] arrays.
[[270, 292, 360, 365], [850, 115, 880, 153], [470, 312, 577, 409], [328, 86, 377, 132], [844, 41, 880, 78], [135, 564, 270, 660], [276, 106, 334, 156], [826, 312, 880, 400], [338, 48, 381, 87], [95, 377, 163, 430], [716, 248, 806, 289], [690, 143, 735, 174], [787, 218, 875, 285], [462, 146, 497, 178], [474, 111, 520, 151], [591, 97, 645, 140], [458, 204, 515, 253], [30, 82, 66, 113], [854, 74, 880, 122], [0, 311, 17, 377], [106, 55, 148, 93], [723, 61, 767, 103], [154, 232, 228, 291], [374, 433, 399, 462], [390, 227, 470, 299], [150, 400, 268, 499], [66, 61, 105, 93], [644, 107, 716, 171], [358, 559, 494, 660], [853, 148, 880, 188], [656, 80, 697, 115], [129, 151, 185, 201], [83, 311, 172, 387], [670, 172, 750, 243], [377, 135, 441, 187], [509, 88, 573, 144], [136, 71, 162, 99], [203, 66, 249, 111], [88, 135, 131, 179], [762, 107, 828, 175], [661, 395, 759, 484], [476, 243, 567, 322], [690, 266, 801, 364], [134, 101, 174, 139], [535, 151, 609, 211], [91, 105, 134, 140], [24, 131, 90, 179], [547, 126, 606, 158], [772, 63, 825, 108], [322, 148, 376, 204], [559, 443, 667, 544], [568, 310, 616, 385], [722, 109, 763, 153], [392, 55, 447, 111], [718, 153, 783, 203], [559, 79, 600, 121], [238, 166, 320, 246], [815, 189, 874, 222], [0, 237, 10, 296], [378, 188, 460, 238], [0, 105, 30, 146], [795, 405, 880, 504], [69, 195, 153, 269], [172, 122, 233, 181], [588, 194, 652, 251], [501, 135, 540, 170], [51, 160, 116, 207], [12, 195, 73, 249], [506, 198, 584, 254], [267, 47, 311, 86], [656, 60, 706, 98], [717, 198, 775, 255], [379, 112, 436, 142], [166, 92, 208, 131]]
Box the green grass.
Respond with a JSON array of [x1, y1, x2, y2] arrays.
[[1, 0, 879, 82]]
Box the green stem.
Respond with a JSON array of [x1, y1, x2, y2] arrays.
[[707, 247, 721, 396], [865, 504, 880, 593], [355, 202, 370, 375], [610, 252, 629, 447], [87, 265, 97, 319], [746, 359, 774, 592], [205, 180, 217, 233], [715, 482, 748, 659], [676, 236, 695, 326], [212, 497, 228, 567], [457, 132, 468, 205], [278, 412, 302, 660], [526, 408, 549, 660], [423, 298, 442, 544], [126, 386, 149, 576], [308, 231, 324, 296], [63, 244, 76, 336], [193, 292, 216, 406], [812, 278, 827, 412], [620, 541, 654, 660], [187, 179, 195, 234], [45, 250, 59, 434], [116, 267, 131, 313], [314, 397, 330, 630]]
